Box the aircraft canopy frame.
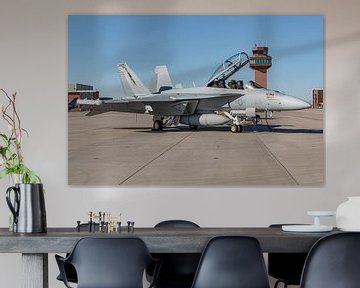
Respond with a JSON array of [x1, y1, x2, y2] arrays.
[[206, 52, 249, 87]]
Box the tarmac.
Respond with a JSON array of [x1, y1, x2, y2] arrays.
[[68, 109, 323, 186]]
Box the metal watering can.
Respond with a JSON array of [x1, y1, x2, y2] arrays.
[[6, 183, 47, 233]]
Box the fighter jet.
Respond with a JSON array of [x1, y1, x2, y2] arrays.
[[79, 53, 311, 133]]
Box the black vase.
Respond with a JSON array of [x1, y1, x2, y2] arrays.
[[6, 183, 47, 233]]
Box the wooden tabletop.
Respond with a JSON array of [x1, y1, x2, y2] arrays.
[[0, 227, 339, 253]]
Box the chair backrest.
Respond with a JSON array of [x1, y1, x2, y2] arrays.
[[67, 237, 153, 288], [268, 224, 308, 285], [155, 220, 200, 228], [151, 220, 201, 286], [191, 236, 270, 288], [300, 232, 360, 288]]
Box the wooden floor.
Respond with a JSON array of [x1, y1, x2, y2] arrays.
[[68, 109, 323, 186]]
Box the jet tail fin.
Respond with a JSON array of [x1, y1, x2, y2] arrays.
[[117, 63, 151, 98], [149, 65, 173, 93]]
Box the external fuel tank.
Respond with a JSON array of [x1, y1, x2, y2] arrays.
[[180, 114, 229, 126]]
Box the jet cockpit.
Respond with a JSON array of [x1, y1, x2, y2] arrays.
[[206, 52, 249, 88]]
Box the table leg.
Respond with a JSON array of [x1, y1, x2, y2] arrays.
[[22, 253, 48, 288]]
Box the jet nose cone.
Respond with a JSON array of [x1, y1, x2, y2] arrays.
[[282, 95, 311, 110]]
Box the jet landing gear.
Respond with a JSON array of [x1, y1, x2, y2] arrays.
[[152, 116, 179, 131], [222, 111, 245, 134], [152, 115, 164, 131], [230, 124, 244, 133], [152, 120, 163, 131]]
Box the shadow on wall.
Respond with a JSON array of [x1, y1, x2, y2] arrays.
[[278, 31, 360, 58]]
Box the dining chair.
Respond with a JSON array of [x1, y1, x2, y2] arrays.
[[147, 220, 201, 288], [300, 232, 360, 288], [191, 236, 270, 288], [268, 224, 308, 288], [55, 237, 160, 288], [56, 223, 99, 284]]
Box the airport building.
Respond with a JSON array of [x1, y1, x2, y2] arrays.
[[68, 83, 93, 92], [312, 88, 324, 109], [68, 83, 99, 111], [249, 46, 272, 88]]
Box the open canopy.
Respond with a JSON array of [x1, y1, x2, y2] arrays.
[[206, 52, 249, 87]]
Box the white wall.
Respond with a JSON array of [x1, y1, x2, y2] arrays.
[[0, 0, 360, 287]]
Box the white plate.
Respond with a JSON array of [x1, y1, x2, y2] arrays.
[[307, 211, 336, 217], [338, 227, 360, 232], [282, 225, 333, 232]]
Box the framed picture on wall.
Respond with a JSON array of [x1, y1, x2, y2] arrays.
[[68, 15, 323, 186]]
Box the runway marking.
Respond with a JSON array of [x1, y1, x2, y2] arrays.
[[118, 132, 194, 185], [256, 135, 299, 185]]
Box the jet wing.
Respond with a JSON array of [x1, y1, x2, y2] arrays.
[[121, 91, 240, 115], [123, 91, 244, 103], [78, 99, 147, 115], [125, 90, 243, 115], [171, 92, 243, 101], [79, 88, 244, 116]]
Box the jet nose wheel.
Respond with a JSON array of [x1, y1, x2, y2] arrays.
[[230, 124, 243, 133]]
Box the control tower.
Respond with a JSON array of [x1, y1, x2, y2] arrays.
[[249, 46, 272, 88]]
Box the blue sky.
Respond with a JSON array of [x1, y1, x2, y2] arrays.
[[68, 15, 323, 101]]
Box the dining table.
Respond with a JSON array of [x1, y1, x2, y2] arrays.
[[0, 226, 339, 288]]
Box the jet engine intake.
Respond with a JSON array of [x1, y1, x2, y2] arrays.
[[180, 114, 230, 126]]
